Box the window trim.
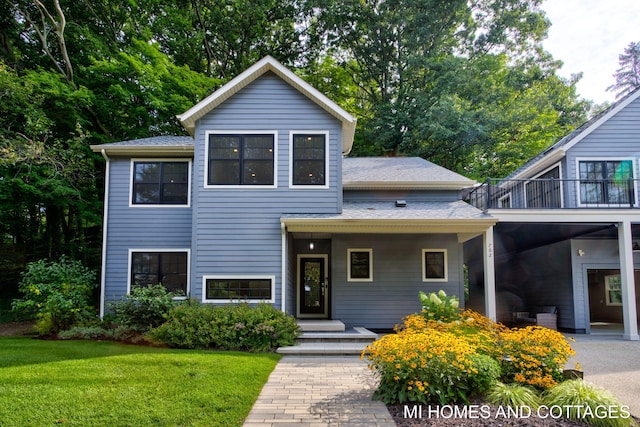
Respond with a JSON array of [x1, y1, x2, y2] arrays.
[[129, 159, 192, 208], [347, 248, 373, 282], [422, 249, 448, 282], [605, 274, 623, 306], [575, 157, 637, 207], [202, 275, 276, 303], [523, 163, 563, 209], [204, 130, 278, 189], [289, 131, 330, 189], [127, 248, 190, 298]]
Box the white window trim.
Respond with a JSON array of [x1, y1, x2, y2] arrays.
[[347, 248, 373, 282], [129, 158, 192, 208], [523, 163, 563, 209], [127, 248, 191, 299], [202, 274, 276, 303], [497, 192, 512, 208], [204, 130, 278, 189], [288, 131, 330, 189], [605, 274, 622, 306], [575, 157, 637, 207], [422, 249, 448, 282]]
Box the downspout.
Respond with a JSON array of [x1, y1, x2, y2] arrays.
[[281, 222, 287, 312], [99, 149, 110, 317]]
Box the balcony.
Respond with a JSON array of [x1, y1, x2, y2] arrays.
[[465, 178, 638, 210]]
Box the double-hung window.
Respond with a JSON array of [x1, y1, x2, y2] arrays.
[[132, 161, 190, 205], [422, 249, 447, 282], [578, 160, 634, 205], [130, 250, 189, 295], [290, 132, 328, 187], [207, 133, 275, 186]]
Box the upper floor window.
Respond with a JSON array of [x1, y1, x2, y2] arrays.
[[207, 133, 275, 187], [579, 160, 634, 205], [132, 161, 190, 206], [526, 165, 561, 208], [290, 132, 328, 187], [422, 249, 447, 282], [130, 250, 188, 295]]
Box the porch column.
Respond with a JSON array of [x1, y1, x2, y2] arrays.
[[483, 226, 497, 321], [618, 221, 639, 340], [281, 223, 287, 313]]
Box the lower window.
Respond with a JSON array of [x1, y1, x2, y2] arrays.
[[130, 251, 188, 295], [204, 276, 274, 302], [422, 249, 447, 282]]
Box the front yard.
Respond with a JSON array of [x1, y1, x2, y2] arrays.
[[0, 337, 279, 427]]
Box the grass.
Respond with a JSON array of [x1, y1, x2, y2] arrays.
[[0, 337, 280, 427]]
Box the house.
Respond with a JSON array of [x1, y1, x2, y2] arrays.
[[465, 87, 640, 340], [91, 56, 497, 330]]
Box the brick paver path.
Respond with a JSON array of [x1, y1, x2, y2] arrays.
[[243, 356, 396, 427]]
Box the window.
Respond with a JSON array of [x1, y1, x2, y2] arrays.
[[132, 161, 189, 205], [207, 133, 275, 186], [422, 249, 447, 282], [347, 249, 373, 282], [526, 165, 561, 208], [605, 275, 622, 306], [579, 160, 634, 205], [203, 276, 274, 302], [291, 133, 327, 187], [130, 251, 188, 295]]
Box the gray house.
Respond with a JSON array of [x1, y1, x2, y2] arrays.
[[466, 87, 640, 340], [92, 56, 497, 329]]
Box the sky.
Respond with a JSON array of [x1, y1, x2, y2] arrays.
[[541, 0, 640, 104]]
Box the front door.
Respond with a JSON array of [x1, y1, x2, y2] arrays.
[[297, 255, 329, 318]]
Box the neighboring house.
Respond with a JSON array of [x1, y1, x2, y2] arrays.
[[466, 87, 640, 340], [91, 56, 497, 330]]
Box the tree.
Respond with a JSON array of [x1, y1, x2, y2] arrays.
[[607, 41, 640, 99]]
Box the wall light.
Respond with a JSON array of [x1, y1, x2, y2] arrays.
[[577, 249, 585, 257], [309, 242, 315, 251]]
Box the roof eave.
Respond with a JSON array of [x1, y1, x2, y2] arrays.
[[281, 217, 497, 234], [343, 181, 476, 191], [90, 145, 194, 156], [177, 55, 357, 155]]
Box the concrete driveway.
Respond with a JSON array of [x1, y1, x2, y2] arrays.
[[567, 334, 640, 417]]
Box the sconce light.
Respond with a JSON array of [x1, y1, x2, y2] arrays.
[[309, 242, 315, 251], [577, 249, 585, 257]]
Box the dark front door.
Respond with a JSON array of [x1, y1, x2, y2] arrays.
[[298, 255, 328, 318]]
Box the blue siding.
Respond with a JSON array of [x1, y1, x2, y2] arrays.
[[103, 158, 192, 302], [331, 234, 464, 328], [191, 73, 344, 302]]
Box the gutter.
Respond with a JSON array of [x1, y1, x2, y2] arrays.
[[98, 149, 110, 317]]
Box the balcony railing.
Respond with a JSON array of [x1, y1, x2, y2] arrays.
[[465, 178, 638, 210]]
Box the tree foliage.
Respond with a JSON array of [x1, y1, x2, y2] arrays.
[[608, 41, 640, 99], [0, 0, 594, 292]]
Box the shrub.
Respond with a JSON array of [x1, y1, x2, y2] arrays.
[[109, 284, 178, 333], [486, 382, 540, 409], [149, 301, 300, 352], [12, 256, 97, 335], [58, 326, 115, 340], [543, 380, 634, 427], [499, 326, 575, 389], [363, 328, 500, 404], [418, 290, 460, 322]]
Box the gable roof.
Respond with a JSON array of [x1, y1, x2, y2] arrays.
[[343, 157, 476, 190], [177, 56, 357, 155], [507, 87, 640, 180]]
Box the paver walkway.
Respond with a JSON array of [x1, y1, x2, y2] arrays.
[[243, 356, 396, 427]]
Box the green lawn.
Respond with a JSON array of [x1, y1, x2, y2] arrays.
[[0, 338, 280, 427]]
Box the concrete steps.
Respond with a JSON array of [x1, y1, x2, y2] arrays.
[[277, 321, 378, 356]]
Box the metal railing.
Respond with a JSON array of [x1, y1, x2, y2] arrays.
[[465, 178, 638, 210]]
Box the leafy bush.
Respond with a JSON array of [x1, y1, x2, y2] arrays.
[[149, 301, 300, 352], [499, 326, 575, 389], [486, 382, 540, 409], [543, 380, 634, 427], [58, 326, 115, 340], [109, 284, 178, 333], [418, 290, 460, 322], [12, 257, 97, 335], [363, 328, 500, 404]]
